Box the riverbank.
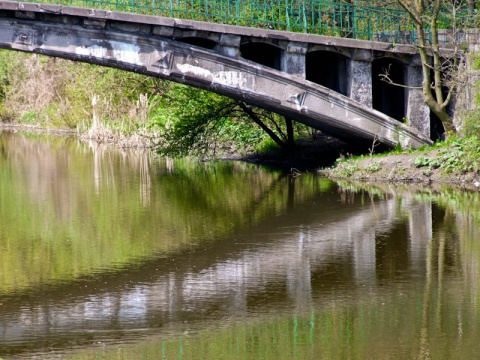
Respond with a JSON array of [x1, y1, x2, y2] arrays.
[[320, 138, 480, 191], [0, 122, 77, 135], [0, 122, 159, 148], [3, 122, 480, 190]]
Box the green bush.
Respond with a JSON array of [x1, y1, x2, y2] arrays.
[[414, 136, 480, 174], [0, 103, 15, 122]]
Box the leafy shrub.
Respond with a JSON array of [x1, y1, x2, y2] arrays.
[[413, 156, 441, 169], [0, 104, 15, 122], [365, 160, 383, 172], [414, 136, 480, 174]]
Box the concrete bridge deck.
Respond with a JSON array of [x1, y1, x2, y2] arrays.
[[0, 1, 433, 148]]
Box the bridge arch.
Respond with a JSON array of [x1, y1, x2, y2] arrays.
[[0, 1, 432, 148], [372, 57, 406, 122], [240, 42, 282, 70], [306, 50, 349, 97]]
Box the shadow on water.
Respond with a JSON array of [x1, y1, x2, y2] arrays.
[[242, 134, 381, 171]]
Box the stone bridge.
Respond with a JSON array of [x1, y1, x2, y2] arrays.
[[0, 1, 434, 148]]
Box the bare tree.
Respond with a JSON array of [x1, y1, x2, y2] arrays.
[[393, 0, 471, 136]]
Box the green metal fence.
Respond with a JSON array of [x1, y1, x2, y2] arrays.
[[12, 0, 475, 44]]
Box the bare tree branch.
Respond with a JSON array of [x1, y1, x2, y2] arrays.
[[389, 0, 471, 136]]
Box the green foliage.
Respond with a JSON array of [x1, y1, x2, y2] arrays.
[[20, 111, 38, 124], [332, 158, 359, 177], [153, 85, 247, 157], [0, 103, 15, 122], [472, 51, 480, 71], [413, 155, 441, 169], [0, 50, 16, 100], [151, 83, 300, 158], [463, 108, 480, 139], [414, 136, 480, 174], [256, 137, 282, 153], [365, 160, 383, 172]]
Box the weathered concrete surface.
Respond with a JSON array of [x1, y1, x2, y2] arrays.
[[282, 42, 308, 78], [0, 1, 432, 148], [405, 62, 430, 137], [349, 59, 373, 108]]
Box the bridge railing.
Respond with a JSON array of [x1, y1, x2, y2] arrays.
[[12, 0, 474, 44]]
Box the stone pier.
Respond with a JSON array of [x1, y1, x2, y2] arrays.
[[405, 56, 431, 137]]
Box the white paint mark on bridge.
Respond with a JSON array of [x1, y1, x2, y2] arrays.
[[212, 71, 249, 89], [176, 63, 212, 79], [76, 44, 106, 58], [75, 41, 141, 64], [110, 41, 141, 64]]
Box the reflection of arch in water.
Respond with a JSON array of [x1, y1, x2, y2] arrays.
[[0, 192, 410, 355], [240, 42, 282, 70], [372, 57, 406, 121], [306, 50, 349, 97]]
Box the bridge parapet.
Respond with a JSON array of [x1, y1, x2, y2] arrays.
[[7, 0, 472, 44]]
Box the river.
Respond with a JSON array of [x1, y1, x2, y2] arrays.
[[1, 130, 480, 359]]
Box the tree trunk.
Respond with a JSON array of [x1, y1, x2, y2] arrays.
[[238, 102, 288, 149], [285, 118, 295, 148], [407, 0, 457, 137]]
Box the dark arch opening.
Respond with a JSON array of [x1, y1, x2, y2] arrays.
[[430, 113, 445, 141], [372, 58, 406, 121], [306, 51, 349, 97], [178, 37, 217, 50], [240, 42, 282, 70]]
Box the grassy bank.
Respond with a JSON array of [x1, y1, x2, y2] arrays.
[[320, 135, 480, 190]]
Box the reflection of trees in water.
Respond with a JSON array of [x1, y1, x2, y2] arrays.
[[0, 193, 399, 352], [3, 132, 480, 357], [0, 131, 330, 294], [338, 185, 480, 358], [4, 190, 480, 358], [88, 140, 153, 207]]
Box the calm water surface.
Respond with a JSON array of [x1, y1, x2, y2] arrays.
[[1, 130, 480, 359]]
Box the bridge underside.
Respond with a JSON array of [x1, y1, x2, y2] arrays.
[[0, 2, 432, 148]]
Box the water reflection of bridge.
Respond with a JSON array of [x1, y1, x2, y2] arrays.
[[0, 192, 433, 355]]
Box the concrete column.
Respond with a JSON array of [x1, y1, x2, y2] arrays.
[[281, 41, 308, 78], [349, 50, 373, 107], [406, 56, 430, 137], [217, 34, 241, 58]]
